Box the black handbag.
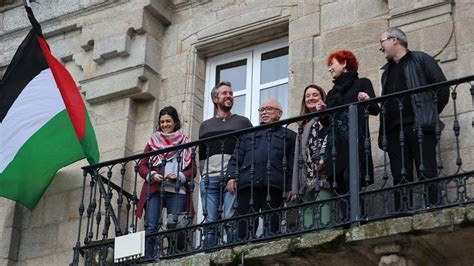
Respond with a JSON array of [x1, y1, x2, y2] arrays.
[[411, 91, 439, 131]]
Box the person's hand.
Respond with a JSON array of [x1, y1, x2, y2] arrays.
[[166, 173, 178, 180], [357, 92, 370, 101], [315, 101, 327, 111], [286, 191, 293, 202], [153, 173, 164, 182], [317, 160, 325, 171], [227, 179, 236, 193]]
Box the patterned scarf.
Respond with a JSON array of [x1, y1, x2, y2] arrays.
[[148, 131, 192, 169], [304, 121, 330, 190]]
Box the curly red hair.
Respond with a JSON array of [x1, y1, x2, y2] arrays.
[[327, 50, 359, 72]]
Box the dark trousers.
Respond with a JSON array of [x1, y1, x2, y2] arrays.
[[236, 187, 284, 241], [386, 126, 439, 211]]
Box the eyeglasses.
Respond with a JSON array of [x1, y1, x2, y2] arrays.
[[380, 36, 394, 44], [258, 106, 280, 113]]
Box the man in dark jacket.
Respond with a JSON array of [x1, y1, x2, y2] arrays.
[[378, 27, 449, 211], [226, 99, 296, 240]]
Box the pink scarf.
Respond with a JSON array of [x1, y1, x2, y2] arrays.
[[148, 131, 192, 169]]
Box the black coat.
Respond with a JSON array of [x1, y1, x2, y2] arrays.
[[379, 50, 449, 136], [226, 126, 296, 191], [323, 71, 380, 191]]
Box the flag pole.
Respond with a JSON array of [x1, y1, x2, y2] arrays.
[[23, 0, 37, 8], [23, 0, 43, 38]]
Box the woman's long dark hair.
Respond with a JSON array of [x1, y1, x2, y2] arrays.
[[157, 106, 181, 132]]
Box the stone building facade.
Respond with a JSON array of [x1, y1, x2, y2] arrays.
[[0, 0, 473, 265]]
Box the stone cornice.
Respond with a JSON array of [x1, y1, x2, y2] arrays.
[[166, 0, 211, 11], [144, 0, 173, 26], [79, 64, 161, 104], [192, 10, 290, 57], [389, 2, 452, 28]]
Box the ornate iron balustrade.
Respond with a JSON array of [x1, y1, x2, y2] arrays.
[[72, 75, 474, 265]]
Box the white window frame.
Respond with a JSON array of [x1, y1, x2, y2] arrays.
[[204, 37, 289, 125], [206, 50, 253, 118]]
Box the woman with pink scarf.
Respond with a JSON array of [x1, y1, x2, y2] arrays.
[[136, 106, 195, 257]]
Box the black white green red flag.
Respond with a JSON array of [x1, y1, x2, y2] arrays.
[[0, 6, 99, 209]]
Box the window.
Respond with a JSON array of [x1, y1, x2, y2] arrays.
[[204, 38, 289, 125]]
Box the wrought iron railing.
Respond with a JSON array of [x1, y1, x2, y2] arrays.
[[72, 75, 474, 265]]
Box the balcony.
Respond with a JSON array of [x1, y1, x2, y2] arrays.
[[72, 75, 474, 265]]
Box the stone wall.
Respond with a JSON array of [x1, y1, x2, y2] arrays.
[[0, 1, 169, 264], [0, 0, 473, 264]]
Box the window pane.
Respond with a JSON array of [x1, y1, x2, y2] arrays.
[[232, 95, 246, 117], [260, 47, 288, 84], [216, 59, 247, 92], [260, 83, 288, 119]]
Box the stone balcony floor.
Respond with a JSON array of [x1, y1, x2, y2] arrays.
[[154, 205, 474, 265]]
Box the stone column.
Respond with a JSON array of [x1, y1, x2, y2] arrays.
[[375, 243, 415, 266]]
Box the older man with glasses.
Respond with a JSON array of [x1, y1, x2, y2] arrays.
[[226, 99, 296, 241]]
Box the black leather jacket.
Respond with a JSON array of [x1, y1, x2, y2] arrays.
[[379, 51, 449, 141]]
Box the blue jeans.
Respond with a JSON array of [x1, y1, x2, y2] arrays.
[[200, 176, 235, 246], [146, 192, 186, 258], [146, 192, 186, 233]]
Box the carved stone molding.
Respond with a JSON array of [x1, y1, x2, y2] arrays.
[[373, 240, 446, 266], [192, 9, 289, 57], [92, 32, 132, 64], [144, 0, 173, 26], [79, 64, 160, 105], [43, 23, 81, 39], [166, 0, 211, 11]]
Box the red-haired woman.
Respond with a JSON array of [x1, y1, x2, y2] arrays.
[[324, 50, 379, 204]]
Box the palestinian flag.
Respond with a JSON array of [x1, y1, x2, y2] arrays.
[[0, 6, 99, 209]]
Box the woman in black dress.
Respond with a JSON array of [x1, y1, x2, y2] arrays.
[[324, 50, 380, 200]]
